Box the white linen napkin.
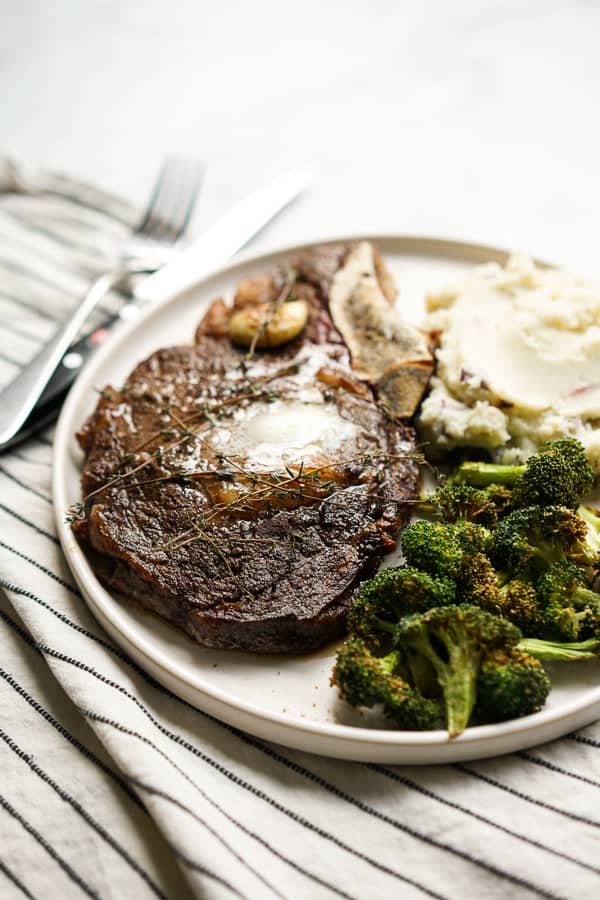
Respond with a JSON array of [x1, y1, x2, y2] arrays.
[[1, 158, 600, 900]]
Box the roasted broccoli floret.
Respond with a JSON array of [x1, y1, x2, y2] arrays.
[[493, 506, 588, 577], [499, 580, 543, 635], [519, 636, 600, 662], [401, 521, 463, 579], [517, 438, 593, 509], [393, 605, 522, 736], [331, 637, 444, 730], [458, 553, 500, 609], [454, 521, 494, 555], [401, 521, 492, 579], [425, 483, 500, 528], [482, 484, 517, 518], [332, 611, 548, 733], [452, 438, 593, 511], [536, 561, 600, 641], [348, 566, 456, 650], [473, 648, 551, 723], [459, 551, 545, 636], [461, 551, 600, 640]]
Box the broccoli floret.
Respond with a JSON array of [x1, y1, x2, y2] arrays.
[[519, 636, 600, 662], [401, 521, 463, 579], [401, 521, 492, 579], [452, 438, 593, 510], [393, 605, 522, 736], [462, 554, 600, 640], [348, 566, 456, 650], [493, 506, 588, 577], [331, 637, 444, 730], [454, 521, 494, 555], [498, 580, 543, 636], [455, 553, 543, 635], [536, 561, 600, 640], [333, 611, 547, 733], [516, 438, 593, 509], [425, 483, 500, 528], [473, 648, 551, 723], [482, 484, 515, 518], [458, 553, 500, 610]]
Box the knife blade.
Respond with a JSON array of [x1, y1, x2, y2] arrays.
[[1, 168, 311, 451], [136, 167, 312, 302]]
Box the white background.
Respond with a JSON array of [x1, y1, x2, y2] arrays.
[[3, 0, 599, 275]]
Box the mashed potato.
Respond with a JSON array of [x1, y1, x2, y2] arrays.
[[418, 255, 600, 471]]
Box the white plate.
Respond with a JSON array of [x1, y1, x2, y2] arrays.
[[53, 235, 600, 764]]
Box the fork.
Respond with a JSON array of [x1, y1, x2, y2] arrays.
[[0, 157, 204, 447]]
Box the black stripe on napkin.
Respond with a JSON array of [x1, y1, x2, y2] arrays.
[[0, 859, 38, 900], [0, 792, 100, 899], [0, 727, 170, 900]]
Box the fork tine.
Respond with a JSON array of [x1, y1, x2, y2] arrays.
[[135, 158, 170, 236], [139, 158, 182, 242], [145, 158, 185, 242], [140, 157, 204, 245], [172, 162, 204, 242]]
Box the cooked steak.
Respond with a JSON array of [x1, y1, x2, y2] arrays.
[[74, 244, 420, 653]]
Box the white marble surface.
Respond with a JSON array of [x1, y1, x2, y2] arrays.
[[2, 0, 600, 276]]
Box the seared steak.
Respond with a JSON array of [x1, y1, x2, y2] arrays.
[[74, 244, 420, 653]]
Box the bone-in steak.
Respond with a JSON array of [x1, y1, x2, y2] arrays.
[[73, 244, 420, 652]]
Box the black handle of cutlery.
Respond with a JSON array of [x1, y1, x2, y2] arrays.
[[0, 316, 119, 452]]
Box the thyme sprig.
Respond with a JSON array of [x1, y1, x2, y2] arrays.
[[246, 268, 298, 360], [152, 450, 423, 553], [69, 363, 303, 520]]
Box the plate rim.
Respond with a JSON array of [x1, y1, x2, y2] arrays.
[[52, 232, 600, 759]]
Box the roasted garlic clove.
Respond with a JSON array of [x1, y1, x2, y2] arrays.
[[229, 299, 309, 349], [195, 298, 231, 338], [233, 275, 278, 308]]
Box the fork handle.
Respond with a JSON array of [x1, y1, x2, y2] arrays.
[[0, 268, 135, 446]]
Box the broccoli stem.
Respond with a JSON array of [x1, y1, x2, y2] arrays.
[[519, 637, 600, 661], [572, 585, 600, 611], [577, 504, 600, 556], [410, 631, 479, 736], [577, 504, 600, 530], [453, 462, 524, 488], [443, 645, 479, 738]]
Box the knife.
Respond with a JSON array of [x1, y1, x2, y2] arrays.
[[0, 168, 312, 452]]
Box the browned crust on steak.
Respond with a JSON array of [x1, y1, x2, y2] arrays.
[[74, 243, 420, 653]]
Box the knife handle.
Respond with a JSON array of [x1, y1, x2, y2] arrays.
[[0, 315, 121, 451]]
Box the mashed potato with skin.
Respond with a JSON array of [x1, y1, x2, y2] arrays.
[[418, 255, 600, 471]]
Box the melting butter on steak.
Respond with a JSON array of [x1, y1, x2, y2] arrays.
[[74, 243, 420, 653]]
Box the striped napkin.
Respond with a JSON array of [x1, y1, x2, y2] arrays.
[[1, 159, 599, 900]]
